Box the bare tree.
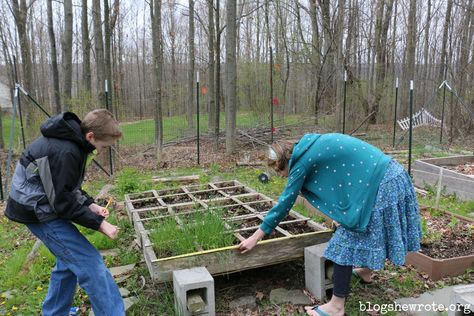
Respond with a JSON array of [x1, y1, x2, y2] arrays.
[[225, 0, 237, 153], [81, 0, 91, 93], [151, 0, 164, 156], [214, 0, 221, 148], [187, 0, 195, 130], [371, 0, 394, 123], [104, 0, 112, 104], [401, 0, 417, 117], [438, 0, 453, 84], [92, 0, 105, 103], [62, 0, 73, 106], [47, 0, 61, 113], [12, 0, 35, 131], [207, 0, 216, 135]]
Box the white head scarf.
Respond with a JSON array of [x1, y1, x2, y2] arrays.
[[268, 147, 278, 161]]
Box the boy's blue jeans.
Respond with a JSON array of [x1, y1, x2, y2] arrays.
[[26, 219, 124, 316]]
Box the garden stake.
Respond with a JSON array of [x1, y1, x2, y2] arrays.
[[408, 80, 414, 176], [342, 71, 347, 134], [435, 168, 443, 209], [196, 71, 200, 165], [392, 77, 399, 148], [105, 79, 114, 175]]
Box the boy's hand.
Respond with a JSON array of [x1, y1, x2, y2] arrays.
[[98, 220, 119, 239], [89, 203, 109, 218]]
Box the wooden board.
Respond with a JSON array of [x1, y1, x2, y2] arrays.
[[125, 179, 333, 283], [413, 156, 474, 200], [146, 231, 332, 282]]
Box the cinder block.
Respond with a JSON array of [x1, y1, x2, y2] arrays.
[[173, 267, 215, 316], [305, 243, 333, 301], [448, 284, 474, 316]]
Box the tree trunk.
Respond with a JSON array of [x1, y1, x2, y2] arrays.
[[207, 0, 216, 134], [309, 0, 321, 124], [151, 0, 164, 156], [47, 0, 61, 113], [81, 0, 91, 93], [187, 0, 195, 130], [225, 0, 237, 154], [92, 0, 105, 104], [401, 0, 417, 117], [214, 0, 221, 149], [371, 0, 394, 123], [12, 0, 35, 131], [62, 0, 73, 107], [104, 0, 112, 107], [438, 0, 453, 84], [422, 0, 431, 99]]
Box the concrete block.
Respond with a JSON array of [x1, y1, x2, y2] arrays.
[[305, 243, 332, 301], [448, 284, 474, 316], [173, 267, 215, 316]]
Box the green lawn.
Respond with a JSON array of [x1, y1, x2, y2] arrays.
[[1, 111, 302, 148], [0, 113, 20, 150], [120, 112, 302, 146]]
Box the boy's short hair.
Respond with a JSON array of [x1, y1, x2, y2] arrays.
[[80, 109, 122, 141]]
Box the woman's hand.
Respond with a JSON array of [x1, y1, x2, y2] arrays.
[[98, 220, 119, 239], [238, 228, 266, 254], [89, 203, 109, 218]]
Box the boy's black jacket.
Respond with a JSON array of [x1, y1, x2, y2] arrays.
[[4, 112, 104, 230]]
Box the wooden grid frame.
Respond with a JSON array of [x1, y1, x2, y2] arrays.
[[125, 180, 333, 282]]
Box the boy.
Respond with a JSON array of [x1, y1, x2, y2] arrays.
[[5, 109, 124, 315]]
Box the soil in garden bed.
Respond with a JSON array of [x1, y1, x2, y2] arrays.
[[238, 228, 284, 240], [420, 208, 474, 259], [156, 188, 184, 196], [220, 186, 248, 195], [131, 198, 161, 209], [128, 191, 155, 199], [207, 198, 234, 207], [214, 181, 236, 188], [193, 190, 223, 200], [248, 201, 274, 213], [279, 221, 315, 235], [222, 205, 254, 217], [232, 216, 262, 229], [137, 208, 171, 219], [442, 163, 474, 176], [237, 195, 265, 203], [161, 194, 193, 204]]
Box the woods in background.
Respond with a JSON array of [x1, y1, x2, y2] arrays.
[[0, 0, 473, 154]]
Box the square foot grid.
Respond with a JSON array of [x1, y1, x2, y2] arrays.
[[125, 180, 328, 254]]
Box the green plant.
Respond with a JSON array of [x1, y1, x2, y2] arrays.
[[292, 203, 327, 224], [114, 167, 147, 196], [448, 216, 460, 229], [149, 210, 236, 257]]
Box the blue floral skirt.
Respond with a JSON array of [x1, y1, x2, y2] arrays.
[[323, 159, 422, 270]]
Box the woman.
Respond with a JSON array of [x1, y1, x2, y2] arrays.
[[238, 133, 422, 316]]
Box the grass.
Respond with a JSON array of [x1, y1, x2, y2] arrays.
[[417, 184, 474, 218], [120, 111, 302, 146], [149, 209, 236, 258], [292, 203, 328, 224], [1, 159, 473, 315]]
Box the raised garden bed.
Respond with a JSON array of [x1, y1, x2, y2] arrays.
[[405, 206, 474, 281], [413, 155, 474, 200], [125, 180, 332, 282]]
